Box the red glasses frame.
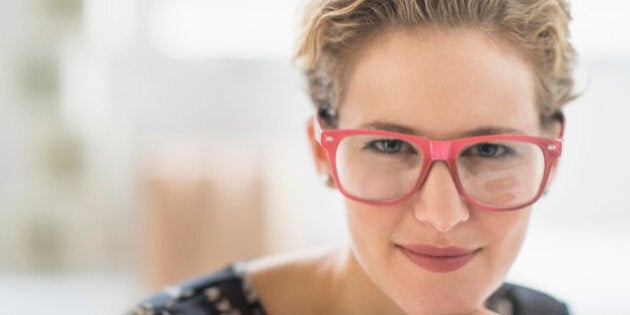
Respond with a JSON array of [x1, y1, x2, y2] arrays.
[[314, 118, 563, 211]]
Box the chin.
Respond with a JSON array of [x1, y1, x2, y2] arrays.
[[383, 268, 497, 315], [395, 293, 486, 315]]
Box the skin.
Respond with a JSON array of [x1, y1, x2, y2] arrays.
[[248, 29, 559, 315]]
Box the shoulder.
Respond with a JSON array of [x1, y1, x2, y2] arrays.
[[126, 247, 339, 315], [126, 262, 264, 315], [245, 246, 345, 314], [488, 283, 570, 315]]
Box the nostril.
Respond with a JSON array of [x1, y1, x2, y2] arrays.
[[413, 204, 471, 232]]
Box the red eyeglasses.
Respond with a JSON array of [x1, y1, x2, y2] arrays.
[[314, 118, 562, 211]]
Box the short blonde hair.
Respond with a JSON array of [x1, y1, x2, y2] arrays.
[[294, 0, 577, 128]]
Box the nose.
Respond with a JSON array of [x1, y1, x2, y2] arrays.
[[411, 162, 470, 232]]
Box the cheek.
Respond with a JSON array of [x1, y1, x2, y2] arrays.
[[345, 200, 401, 258], [479, 207, 532, 273]]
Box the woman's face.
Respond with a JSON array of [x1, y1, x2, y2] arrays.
[[333, 29, 542, 314]]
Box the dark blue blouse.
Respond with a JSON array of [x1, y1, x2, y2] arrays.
[[127, 262, 569, 315]]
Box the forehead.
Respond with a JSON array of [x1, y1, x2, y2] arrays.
[[338, 29, 539, 139]]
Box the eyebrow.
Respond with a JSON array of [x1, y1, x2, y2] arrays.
[[359, 122, 420, 135], [358, 121, 524, 138]]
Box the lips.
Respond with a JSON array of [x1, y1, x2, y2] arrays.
[[397, 244, 481, 273]]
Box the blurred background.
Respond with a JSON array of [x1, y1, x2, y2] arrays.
[[0, 0, 628, 314]]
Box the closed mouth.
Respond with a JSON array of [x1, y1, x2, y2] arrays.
[[396, 244, 481, 273]]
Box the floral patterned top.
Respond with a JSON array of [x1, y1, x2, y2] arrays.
[[127, 261, 569, 315]]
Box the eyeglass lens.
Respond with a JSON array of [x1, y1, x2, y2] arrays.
[[334, 135, 546, 208]]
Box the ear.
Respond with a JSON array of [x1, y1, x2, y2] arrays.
[[306, 118, 335, 187], [546, 158, 561, 191], [543, 111, 565, 138]]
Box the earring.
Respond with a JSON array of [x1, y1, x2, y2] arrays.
[[320, 174, 335, 188]]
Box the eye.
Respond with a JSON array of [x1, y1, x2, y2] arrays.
[[478, 143, 503, 157], [465, 143, 513, 158], [365, 139, 413, 154], [374, 139, 403, 153]]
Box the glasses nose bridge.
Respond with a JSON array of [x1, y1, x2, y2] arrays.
[[428, 140, 452, 162]]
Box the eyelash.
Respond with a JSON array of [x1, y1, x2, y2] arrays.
[[462, 143, 515, 158], [365, 139, 415, 154]]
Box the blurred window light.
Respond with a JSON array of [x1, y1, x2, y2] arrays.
[[84, 0, 138, 55], [148, 0, 298, 59], [571, 1, 630, 58], [147, 0, 630, 60]]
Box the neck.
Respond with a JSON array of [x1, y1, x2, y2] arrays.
[[330, 245, 406, 315]]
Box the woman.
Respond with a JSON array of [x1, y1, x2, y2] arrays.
[[129, 0, 576, 314]]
